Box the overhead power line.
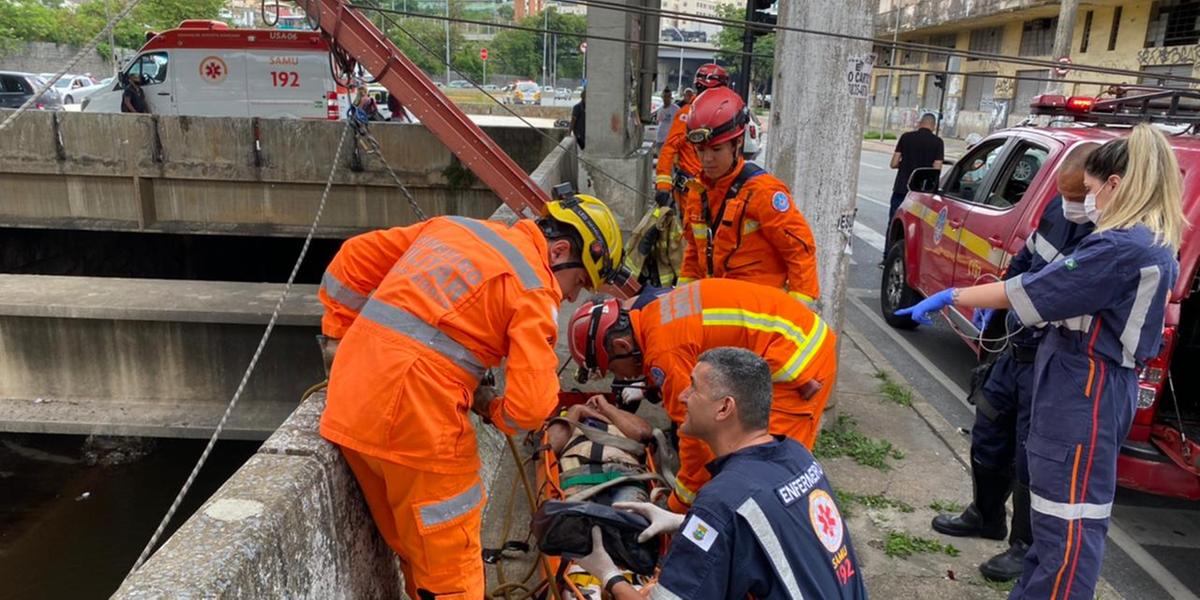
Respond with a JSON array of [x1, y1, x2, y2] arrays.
[[557, 0, 1200, 87]]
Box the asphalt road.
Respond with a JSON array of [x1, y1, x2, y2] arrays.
[[848, 147, 1200, 600]]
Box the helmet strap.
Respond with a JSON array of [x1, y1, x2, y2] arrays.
[[552, 261, 586, 273]]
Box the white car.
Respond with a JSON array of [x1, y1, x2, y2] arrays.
[[64, 76, 114, 104], [554, 87, 571, 100], [41, 74, 98, 104]]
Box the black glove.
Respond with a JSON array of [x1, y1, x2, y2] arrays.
[[638, 226, 661, 256], [654, 190, 672, 208]]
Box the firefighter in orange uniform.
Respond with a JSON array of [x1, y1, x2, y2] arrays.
[[567, 279, 837, 513], [654, 63, 730, 210], [678, 87, 819, 303], [318, 194, 622, 599]]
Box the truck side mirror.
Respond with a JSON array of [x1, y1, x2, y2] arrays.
[[908, 167, 942, 194]]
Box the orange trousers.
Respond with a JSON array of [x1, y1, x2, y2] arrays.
[[341, 447, 486, 599], [667, 359, 837, 513]]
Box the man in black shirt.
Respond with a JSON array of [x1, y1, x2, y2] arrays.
[[888, 113, 944, 224], [121, 74, 148, 114], [570, 89, 586, 150]]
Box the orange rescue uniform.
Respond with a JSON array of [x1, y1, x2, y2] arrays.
[[654, 101, 701, 193], [318, 216, 563, 599], [632, 279, 837, 512], [678, 157, 820, 302]]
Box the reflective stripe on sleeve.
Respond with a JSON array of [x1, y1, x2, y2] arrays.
[[701, 309, 828, 382], [649, 584, 685, 600], [735, 497, 806, 599], [1118, 265, 1161, 368], [418, 482, 484, 528], [1030, 492, 1112, 521], [1005, 276, 1045, 326], [447, 216, 543, 291], [672, 476, 698, 506], [359, 299, 486, 380], [321, 271, 369, 312]]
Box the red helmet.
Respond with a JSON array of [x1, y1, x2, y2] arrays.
[[686, 87, 748, 148], [694, 63, 730, 90], [567, 297, 624, 375]]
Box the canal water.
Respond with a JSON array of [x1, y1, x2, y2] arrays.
[[0, 433, 258, 600]]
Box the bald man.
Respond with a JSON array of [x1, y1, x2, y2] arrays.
[[888, 113, 944, 228], [930, 142, 1100, 582]]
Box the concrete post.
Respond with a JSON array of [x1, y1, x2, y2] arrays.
[[1047, 0, 1081, 94], [765, 0, 872, 334], [583, 0, 651, 228]]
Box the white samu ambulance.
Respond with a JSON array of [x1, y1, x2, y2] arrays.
[[83, 20, 343, 119]]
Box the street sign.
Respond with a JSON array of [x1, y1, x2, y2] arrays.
[[1055, 56, 1072, 77], [846, 53, 876, 99], [480, 47, 488, 61], [579, 41, 587, 53]]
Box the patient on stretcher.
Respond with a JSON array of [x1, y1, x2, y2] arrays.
[[546, 395, 655, 504]]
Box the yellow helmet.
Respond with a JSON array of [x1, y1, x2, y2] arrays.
[[542, 191, 623, 290]]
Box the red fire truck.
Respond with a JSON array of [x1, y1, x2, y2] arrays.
[[879, 91, 1200, 500]]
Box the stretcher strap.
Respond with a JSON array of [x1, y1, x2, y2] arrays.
[[548, 417, 647, 457], [565, 472, 671, 503]]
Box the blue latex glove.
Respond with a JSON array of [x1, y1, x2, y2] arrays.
[[972, 308, 993, 332], [895, 288, 956, 326]]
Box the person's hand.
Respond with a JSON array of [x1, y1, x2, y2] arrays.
[[471, 385, 498, 422], [894, 288, 956, 326], [654, 190, 672, 208], [587, 394, 616, 414], [619, 386, 645, 407], [971, 308, 993, 332], [571, 526, 623, 585], [612, 501, 686, 543]]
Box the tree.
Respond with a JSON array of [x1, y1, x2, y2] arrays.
[[712, 3, 775, 93], [489, 8, 585, 81], [0, 0, 226, 50]]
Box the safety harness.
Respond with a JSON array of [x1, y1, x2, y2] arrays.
[[699, 161, 765, 277], [551, 416, 648, 491]]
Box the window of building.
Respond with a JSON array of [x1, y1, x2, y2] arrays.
[[873, 75, 892, 105], [1146, 0, 1200, 47], [968, 27, 1003, 60], [1013, 69, 1050, 114], [899, 37, 925, 64], [1020, 17, 1057, 56], [921, 74, 941, 109], [1081, 10, 1094, 52], [927, 32, 958, 64], [1140, 63, 1196, 87], [1109, 6, 1123, 51], [962, 71, 997, 111], [897, 74, 920, 107]]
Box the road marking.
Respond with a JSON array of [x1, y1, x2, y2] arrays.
[[853, 222, 887, 253], [857, 194, 890, 209], [846, 291, 1198, 600], [845, 293, 973, 410], [859, 161, 885, 171]]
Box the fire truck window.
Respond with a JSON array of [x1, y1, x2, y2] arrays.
[[127, 52, 169, 86], [943, 138, 1006, 204], [986, 143, 1049, 209]]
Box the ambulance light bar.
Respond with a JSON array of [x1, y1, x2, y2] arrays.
[[1030, 89, 1200, 127]]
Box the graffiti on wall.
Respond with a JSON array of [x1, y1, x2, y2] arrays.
[[989, 99, 1010, 132], [1138, 45, 1200, 67], [994, 77, 1014, 100]]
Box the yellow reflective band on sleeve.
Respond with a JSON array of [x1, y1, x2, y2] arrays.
[[691, 223, 709, 239], [742, 219, 760, 235], [655, 175, 673, 185], [788, 291, 814, 303], [673, 476, 698, 505], [677, 277, 696, 284], [701, 308, 829, 382]]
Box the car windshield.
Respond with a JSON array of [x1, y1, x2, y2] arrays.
[[518, 83, 538, 92], [54, 79, 73, 89]]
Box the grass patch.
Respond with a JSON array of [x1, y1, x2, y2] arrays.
[[813, 414, 905, 471], [929, 499, 964, 514], [835, 489, 914, 518], [883, 531, 961, 559], [981, 577, 1017, 593], [864, 131, 897, 140], [874, 371, 913, 407]]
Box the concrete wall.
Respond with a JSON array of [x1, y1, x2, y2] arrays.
[[0, 41, 129, 78], [0, 111, 564, 238]]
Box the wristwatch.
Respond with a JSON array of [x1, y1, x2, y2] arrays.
[[604, 573, 626, 595]]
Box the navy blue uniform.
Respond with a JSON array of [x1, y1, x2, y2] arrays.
[[974, 197, 1095, 485], [651, 437, 867, 600], [1005, 224, 1177, 600]]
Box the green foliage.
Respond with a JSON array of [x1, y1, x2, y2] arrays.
[[834, 489, 914, 518], [864, 131, 898, 140], [0, 0, 226, 52], [874, 371, 913, 407], [490, 8, 585, 81], [982, 577, 1017, 593], [813, 414, 905, 471], [883, 531, 960, 559], [929, 498, 965, 514], [712, 3, 774, 93]]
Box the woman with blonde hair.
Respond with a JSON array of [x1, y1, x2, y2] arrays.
[[897, 123, 1185, 599]]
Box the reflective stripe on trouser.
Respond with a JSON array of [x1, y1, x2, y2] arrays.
[[668, 367, 834, 513], [359, 298, 486, 381], [339, 446, 486, 600], [1010, 340, 1134, 600]]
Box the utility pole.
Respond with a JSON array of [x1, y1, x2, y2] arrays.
[[445, 0, 452, 85], [738, 0, 756, 103], [766, 0, 872, 335], [677, 46, 684, 91], [542, 7, 550, 87], [1047, 0, 1080, 94], [878, 4, 900, 140]]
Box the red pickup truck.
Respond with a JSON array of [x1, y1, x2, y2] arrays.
[[878, 92, 1200, 500]]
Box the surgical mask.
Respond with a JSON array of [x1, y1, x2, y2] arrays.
[[1063, 199, 1090, 224], [1083, 193, 1101, 224]]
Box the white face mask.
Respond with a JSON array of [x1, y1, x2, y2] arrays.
[[1063, 199, 1090, 224], [1083, 193, 1101, 224]]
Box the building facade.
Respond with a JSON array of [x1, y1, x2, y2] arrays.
[[871, 0, 1200, 138]]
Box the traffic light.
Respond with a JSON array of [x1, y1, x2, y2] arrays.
[[934, 73, 947, 89], [749, 0, 777, 39]]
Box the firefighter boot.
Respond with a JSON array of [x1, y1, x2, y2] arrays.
[[979, 482, 1032, 581], [931, 460, 1010, 540]]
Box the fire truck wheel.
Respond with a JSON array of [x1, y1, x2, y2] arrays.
[[881, 239, 920, 330]]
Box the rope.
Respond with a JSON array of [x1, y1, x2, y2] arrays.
[[0, 0, 144, 134], [120, 122, 355, 584]]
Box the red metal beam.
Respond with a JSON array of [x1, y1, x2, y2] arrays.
[[309, 0, 550, 218]]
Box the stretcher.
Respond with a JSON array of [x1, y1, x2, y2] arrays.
[[489, 391, 676, 600]]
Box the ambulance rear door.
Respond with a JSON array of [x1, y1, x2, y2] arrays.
[[173, 49, 249, 117], [246, 48, 331, 119]]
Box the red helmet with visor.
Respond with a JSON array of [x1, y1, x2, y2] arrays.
[[694, 63, 730, 91], [685, 87, 748, 148]]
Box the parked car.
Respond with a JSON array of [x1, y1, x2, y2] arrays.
[[447, 79, 471, 89], [879, 92, 1200, 500], [554, 87, 571, 100], [541, 85, 554, 95], [0, 71, 63, 110], [64, 76, 114, 104], [42, 74, 98, 103], [509, 81, 541, 105]]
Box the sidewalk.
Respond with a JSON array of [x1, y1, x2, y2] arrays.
[[863, 135, 970, 162]]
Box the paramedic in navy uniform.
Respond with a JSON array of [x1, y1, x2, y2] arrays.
[[575, 347, 869, 599], [897, 124, 1184, 599]]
